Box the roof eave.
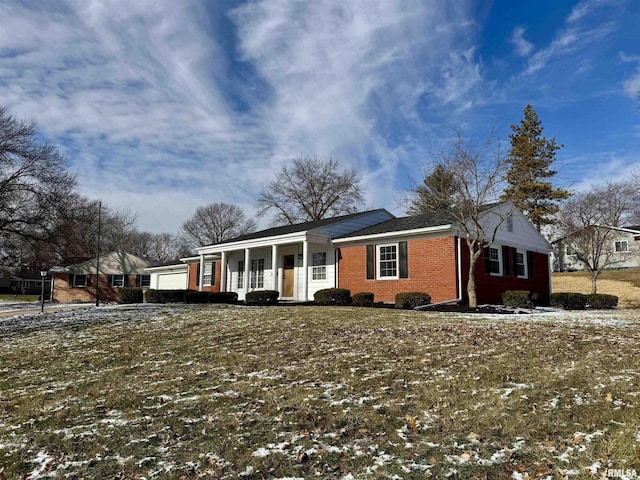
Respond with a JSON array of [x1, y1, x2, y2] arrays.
[[333, 224, 454, 244]]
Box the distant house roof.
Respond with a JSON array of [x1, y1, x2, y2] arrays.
[[214, 209, 391, 245], [337, 210, 456, 238], [51, 251, 159, 274]]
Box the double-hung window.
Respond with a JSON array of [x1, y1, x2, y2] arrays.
[[487, 247, 502, 275], [72, 274, 89, 287], [250, 259, 264, 289], [377, 244, 398, 279], [135, 275, 151, 288], [515, 249, 527, 278], [108, 274, 127, 287], [615, 240, 629, 253], [203, 262, 214, 286], [312, 252, 327, 280], [237, 260, 245, 288]]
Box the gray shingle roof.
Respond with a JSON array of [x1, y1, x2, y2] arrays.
[[338, 210, 456, 238], [215, 209, 390, 245]]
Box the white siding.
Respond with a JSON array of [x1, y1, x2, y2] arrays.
[[479, 204, 551, 254]]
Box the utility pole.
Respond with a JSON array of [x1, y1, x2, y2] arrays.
[[96, 200, 102, 307]]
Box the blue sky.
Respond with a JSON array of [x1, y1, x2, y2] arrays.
[[1, 0, 639, 233]]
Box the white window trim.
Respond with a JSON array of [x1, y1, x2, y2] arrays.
[[109, 274, 126, 287], [250, 258, 265, 289], [488, 246, 503, 276], [377, 243, 399, 280], [237, 260, 245, 289], [614, 240, 629, 253], [203, 262, 213, 286], [73, 274, 89, 288], [312, 252, 327, 281], [515, 248, 528, 279]]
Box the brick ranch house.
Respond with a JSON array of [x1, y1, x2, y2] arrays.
[[50, 251, 157, 303], [160, 202, 551, 305]]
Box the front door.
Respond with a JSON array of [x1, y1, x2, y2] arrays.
[[283, 255, 295, 297]]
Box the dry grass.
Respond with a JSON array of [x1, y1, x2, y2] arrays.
[[1, 305, 640, 479], [553, 271, 640, 308]]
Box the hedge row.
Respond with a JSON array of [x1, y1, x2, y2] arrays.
[[395, 292, 431, 309], [144, 289, 238, 304], [502, 290, 539, 309], [550, 292, 618, 310], [245, 290, 279, 305], [314, 288, 352, 305]]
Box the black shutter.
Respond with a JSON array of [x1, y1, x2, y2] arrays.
[[195, 263, 200, 286], [399, 241, 408, 278], [527, 251, 534, 279], [69, 274, 75, 287], [86, 275, 91, 286], [123, 275, 129, 287], [502, 246, 511, 277], [366, 245, 374, 279], [483, 247, 491, 274]]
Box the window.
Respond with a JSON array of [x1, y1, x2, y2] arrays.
[[250, 258, 264, 289], [312, 252, 327, 280], [136, 275, 151, 288], [108, 274, 127, 287], [238, 260, 244, 288], [203, 262, 214, 286], [72, 274, 89, 287], [377, 244, 398, 279], [615, 240, 629, 253], [486, 247, 502, 275], [515, 249, 527, 278]]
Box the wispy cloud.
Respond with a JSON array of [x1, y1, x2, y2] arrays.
[[523, 0, 617, 76], [511, 26, 533, 57]]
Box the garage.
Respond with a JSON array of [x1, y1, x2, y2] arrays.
[[146, 264, 188, 290]]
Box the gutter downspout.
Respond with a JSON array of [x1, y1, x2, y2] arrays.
[[415, 236, 463, 310]]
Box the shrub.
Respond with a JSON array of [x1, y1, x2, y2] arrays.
[[502, 290, 538, 309], [118, 288, 144, 304], [145, 289, 188, 303], [550, 292, 587, 310], [586, 293, 618, 309], [352, 292, 374, 307], [314, 288, 352, 306], [184, 291, 211, 304], [209, 292, 238, 304], [245, 290, 279, 305], [395, 292, 431, 309]]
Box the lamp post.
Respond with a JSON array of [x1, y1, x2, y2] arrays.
[[40, 270, 48, 313]]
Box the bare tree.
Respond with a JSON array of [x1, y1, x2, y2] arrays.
[[419, 130, 511, 307], [125, 232, 183, 263], [555, 181, 638, 293], [180, 202, 256, 249], [0, 106, 76, 243], [257, 156, 364, 225]]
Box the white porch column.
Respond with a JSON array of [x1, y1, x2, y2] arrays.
[[271, 244, 278, 294], [220, 251, 227, 292], [244, 248, 251, 293], [302, 240, 309, 301], [198, 254, 205, 292]]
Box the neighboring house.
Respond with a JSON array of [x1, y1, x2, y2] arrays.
[[552, 225, 640, 272], [50, 251, 158, 303], [187, 204, 551, 305], [0, 268, 12, 292], [9, 272, 52, 296]]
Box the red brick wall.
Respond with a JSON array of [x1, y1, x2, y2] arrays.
[[338, 236, 551, 305], [52, 273, 139, 303], [338, 237, 459, 303], [462, 247, 551, 305], [186, 262, 221, 292]]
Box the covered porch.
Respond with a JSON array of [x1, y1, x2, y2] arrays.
[[196, 232, 336, 301]]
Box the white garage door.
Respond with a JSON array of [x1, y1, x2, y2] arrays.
[[157, 272, 187, 290]]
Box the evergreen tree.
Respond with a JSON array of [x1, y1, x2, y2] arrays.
[[407, 164, 457, 215], [502, 105, 570, 230]]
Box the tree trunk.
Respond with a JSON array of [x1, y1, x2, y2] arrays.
[[467, 262, 478, 308], [591, 273, 598, 294]]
